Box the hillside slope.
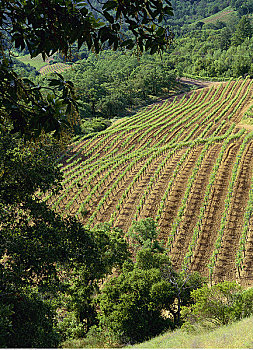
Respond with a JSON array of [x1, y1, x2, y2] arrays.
[[129, 315, 253, 348], [44, 78, 253, 286]]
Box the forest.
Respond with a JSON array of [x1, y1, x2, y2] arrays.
[[1, 0, 253, 348]]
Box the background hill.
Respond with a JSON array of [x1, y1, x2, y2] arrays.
[[12, 0, 253, 86]]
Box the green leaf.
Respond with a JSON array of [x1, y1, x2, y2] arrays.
[[103, 1, 117, 11], [103, 11, 114, 24], [48, 79, 60, 87], [156, 27, 165, 37]]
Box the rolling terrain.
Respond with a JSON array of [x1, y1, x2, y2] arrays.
[[43, 78, 253, 286], [16, 53, 71, 74]]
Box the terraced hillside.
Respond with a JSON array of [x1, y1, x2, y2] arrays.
[[43, 78, 253, 286]]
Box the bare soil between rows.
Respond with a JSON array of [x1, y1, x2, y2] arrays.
[[51, 79, 253, 286]]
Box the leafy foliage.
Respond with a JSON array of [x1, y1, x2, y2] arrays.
[[97, 218, 204, 344], [0, 110, 129, 346], [1, 0, 173, 138], [3, 0, 173, 57], [62, 50, 177, 121], [182, 281, 253, 327], [0, 288, 59, 348], [97, 250, 173, 344], [127, 217, 165, 253], [98, 247, 204, 344]]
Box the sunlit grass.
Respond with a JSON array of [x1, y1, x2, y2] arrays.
[[241, 117, 253, 126], [16, 53, 50, 70], [129, 316, 253, 348], [241, 104, 253, 125], [15, 54, 72, 75]]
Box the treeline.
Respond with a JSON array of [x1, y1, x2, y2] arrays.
[[50, 51, 178, 134], [169, 15, 253, 79], [11, 49, 180, 135], [11, 0, 253, 127], [169, 0, 231, 26], [169, 0, 253, 27], [62, 51, 177, 117], [165, 0, 253, 79]]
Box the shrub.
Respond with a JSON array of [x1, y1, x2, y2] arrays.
[[182, 281, 253, 327], [97, 243, 203, 344], [97, 265, 173, 344]]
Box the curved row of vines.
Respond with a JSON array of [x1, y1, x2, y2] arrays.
[[42, 78, 253, 285]]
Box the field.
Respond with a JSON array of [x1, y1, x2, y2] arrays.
[[43, 78, 253, 286], [39, 62, 71, 75], [16, 53, 50, 70], [16, 54, 71, 75]]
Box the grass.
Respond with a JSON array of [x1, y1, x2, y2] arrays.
[[16, 53, 51, 70], [129, 316, 253, 348], [16, 54, 71, 75], [241, 117, 253, 126], [61, 316, 253, 348]]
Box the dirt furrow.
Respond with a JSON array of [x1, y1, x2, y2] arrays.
[[226, 80, 253, 124], [241, 221, 253, 286], [113, 155, 169, 232], [149, 87, 219, 147], [213, 141, 253, 282], [140, 149, 187, 220], [189, 142, 241, 277], [134, 88, 211, 149], [164, 81, 235, 144], [188, 80, 242, 140], [84, 157, 150, 224], [158, 146, 204, 243], [170, 143, 222, 269]]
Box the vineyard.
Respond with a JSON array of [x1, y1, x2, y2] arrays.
[[201, 6, 236, 25], [39, 62, 71, 75], [43, 78, 253, 286]]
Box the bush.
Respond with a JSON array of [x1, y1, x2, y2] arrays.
[[78, 117, 111, 135], [182, 281, 253, 327], [233, 287, 253, 320], [57, 310, 85, 341], [97, 241, 203, 344], [97, 264, 173, 344], [61, 325, 121, 348]]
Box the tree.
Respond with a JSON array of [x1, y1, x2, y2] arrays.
[[219, 27, 232, 50], [1, 0, 173, 138], [0, 1, 175, 346], [127, 217, 166, 254], [0, 134, 129, 344], [231, 0, 253, 16], [0, 288, 60, 348], [231, 16, 252, 46], [75, 69, 106, 117], [97, 218, 204, 344], [97, 245, 203, 344]]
